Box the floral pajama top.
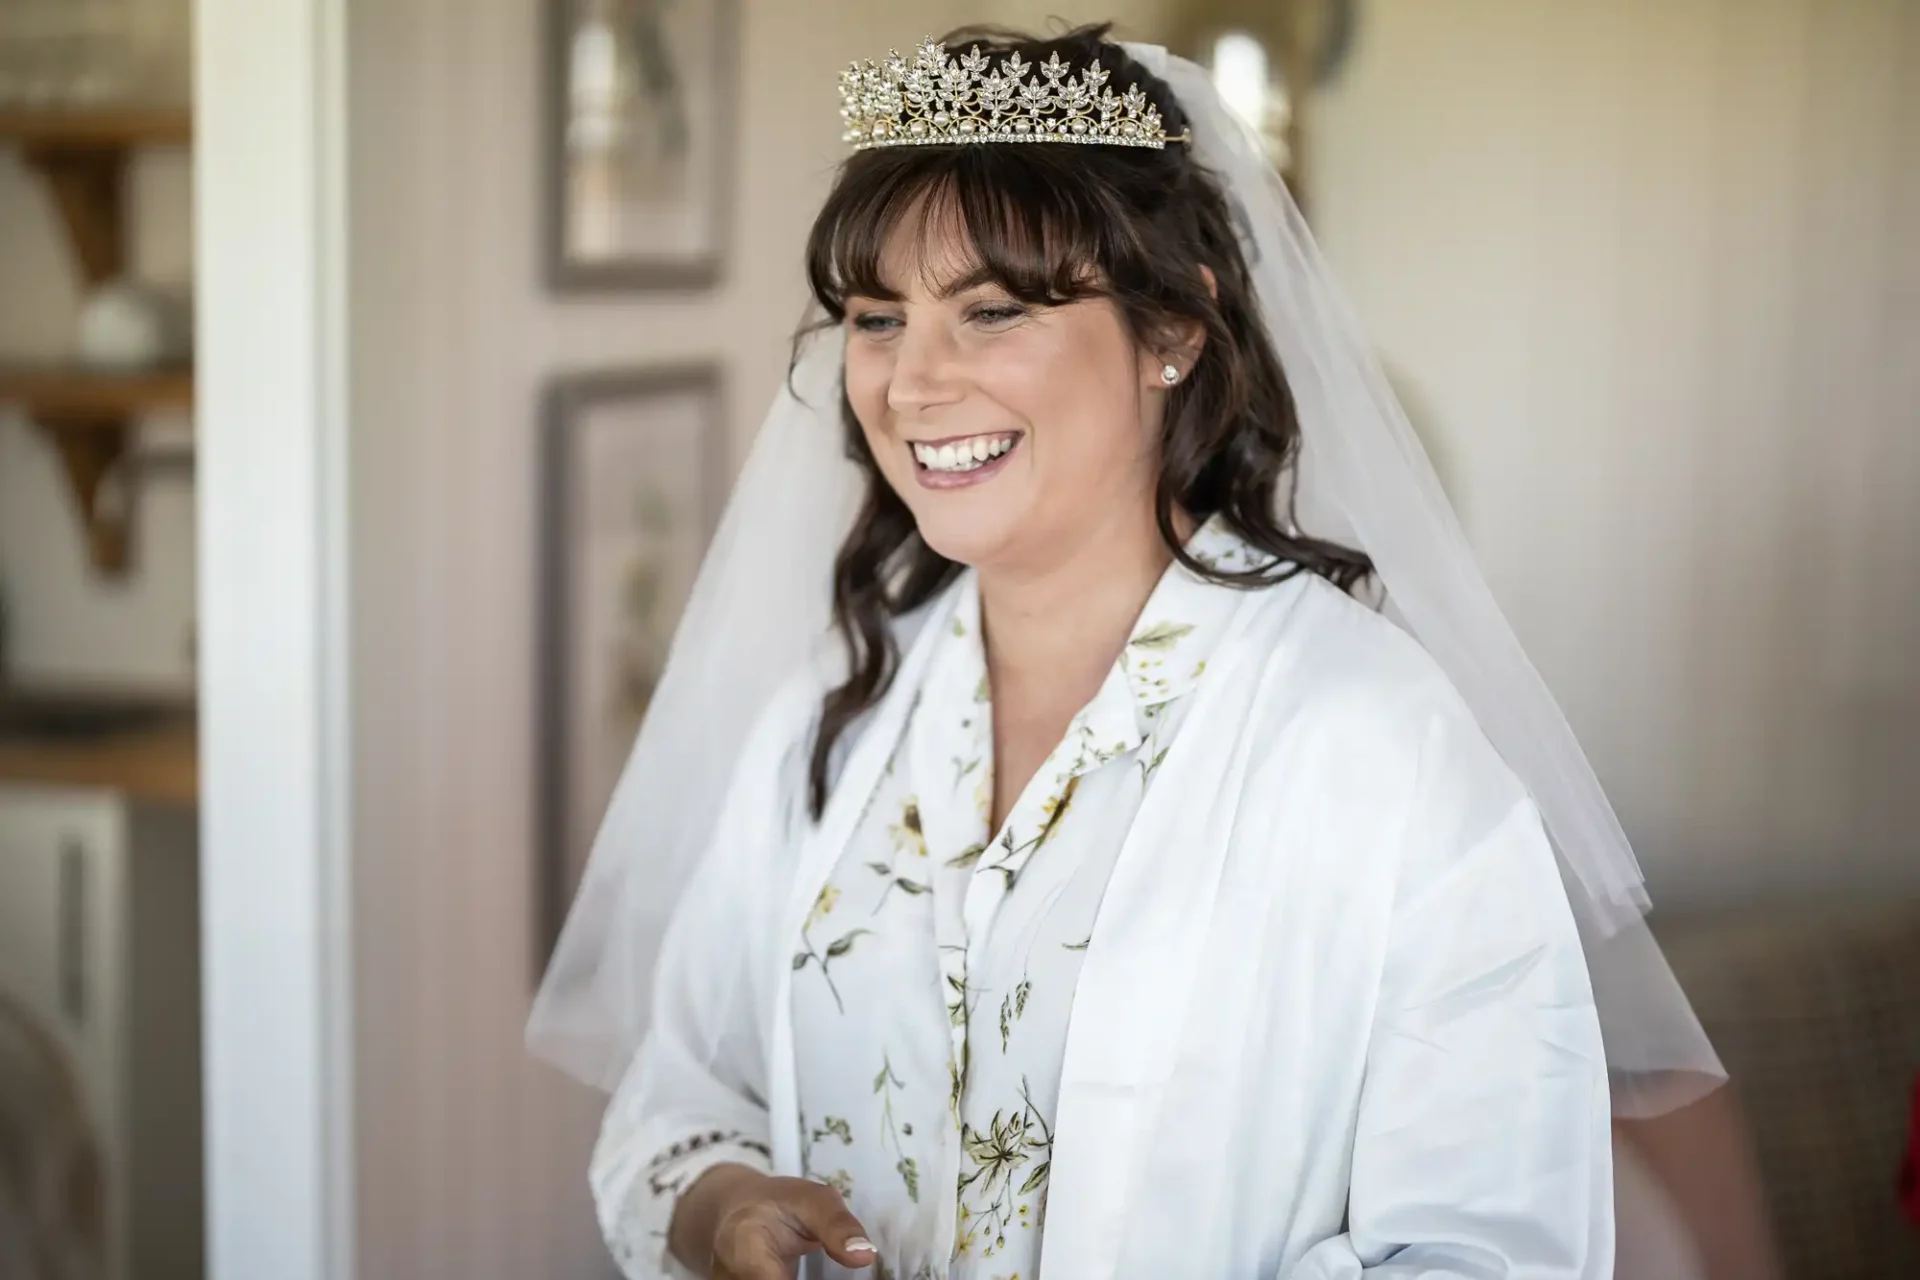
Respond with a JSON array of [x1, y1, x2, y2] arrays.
[[635, 518, 1258, 1280]]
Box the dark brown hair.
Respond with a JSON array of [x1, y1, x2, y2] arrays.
[[800, 23, 1370, 817]]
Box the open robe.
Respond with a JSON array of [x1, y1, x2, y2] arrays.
[[592, 564, 1614, 1279]]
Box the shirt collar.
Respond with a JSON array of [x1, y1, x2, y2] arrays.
[[1116, 513, 1256, 717], [929, 514, 1256, 757]]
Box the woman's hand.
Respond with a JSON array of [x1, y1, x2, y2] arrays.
[[670, 1163, 877, 1279]]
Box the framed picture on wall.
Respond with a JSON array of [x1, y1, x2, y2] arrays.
[[545, 0, 739, 291], [538, 365, 727, 963]]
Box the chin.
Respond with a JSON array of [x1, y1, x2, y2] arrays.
[[907, 502, 1025, 570]]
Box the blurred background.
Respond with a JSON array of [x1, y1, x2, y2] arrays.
[[0, 0, 1913, 1277]]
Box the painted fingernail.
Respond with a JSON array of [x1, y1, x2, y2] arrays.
[[845, 1237, 876, 1256]]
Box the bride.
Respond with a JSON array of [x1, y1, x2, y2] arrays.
[[532, 23, 1742, 1280]]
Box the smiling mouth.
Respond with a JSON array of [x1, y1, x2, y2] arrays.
[[910, 431, 1021, 474]]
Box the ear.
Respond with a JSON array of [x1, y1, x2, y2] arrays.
[[1141, 266, 1217, 390]]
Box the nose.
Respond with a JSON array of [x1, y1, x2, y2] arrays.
[[886, 314, 964, 418]]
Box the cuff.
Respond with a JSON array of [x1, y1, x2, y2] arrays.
[[605, 1130, 775, 1280]]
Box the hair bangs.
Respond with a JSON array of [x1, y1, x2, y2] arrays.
[[807, 146, 1137, 318]]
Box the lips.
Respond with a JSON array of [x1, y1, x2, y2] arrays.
[[906, 431, 1023, 490], [911, 431, 1020, 474]]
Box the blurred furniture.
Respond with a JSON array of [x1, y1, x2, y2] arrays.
[[0, 687, 196, 804], [0, 779, 202, 1280], [1658, 901, 1920, 1280], [0, 105, 194, 574]]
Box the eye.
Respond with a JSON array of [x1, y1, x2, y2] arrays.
[[849, 311, 902, 334], [967, 302, 1029, 327]]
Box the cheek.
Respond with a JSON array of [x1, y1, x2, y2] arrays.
[[842, 346, 889, 427], [842, 349, 898, 458], [993, 330, 1148, 470]]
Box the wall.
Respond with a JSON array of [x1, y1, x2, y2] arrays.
[[0, 0, 195, 691], [1313, 0, 1920, 907], [341, 1, 1170, 1275]]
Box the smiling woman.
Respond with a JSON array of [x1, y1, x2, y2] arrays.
[[801, 75, 1370, 816], [532, 22, 1724, 1280]]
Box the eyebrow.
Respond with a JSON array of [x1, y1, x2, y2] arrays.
[[846, 263, 1001, 305], [930, 264, 999, 300]]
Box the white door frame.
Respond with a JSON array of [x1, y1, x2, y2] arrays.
[[194, 0, 354, 1277]]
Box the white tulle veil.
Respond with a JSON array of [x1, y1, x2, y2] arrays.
[[527, 38, 1723, 1119]]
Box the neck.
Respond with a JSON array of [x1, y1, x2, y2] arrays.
[[976, 502, 1191, 705]]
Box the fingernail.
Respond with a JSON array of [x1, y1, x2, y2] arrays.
[[845, 1237, 875, 1256]]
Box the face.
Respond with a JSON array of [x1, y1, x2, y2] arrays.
[[841, 216, 1180, 573]]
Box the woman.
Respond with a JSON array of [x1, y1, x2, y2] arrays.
[[532, 25, 1728, 1279]]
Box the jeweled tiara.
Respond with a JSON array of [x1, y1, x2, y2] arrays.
[[839, 38, 1189, 152]]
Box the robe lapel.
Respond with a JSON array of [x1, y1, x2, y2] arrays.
[[1038, 589, 1276, 1280], [768, 587, 965, 1176]]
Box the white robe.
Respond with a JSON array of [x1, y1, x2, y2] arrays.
[[593, 541, 1615, 1279]]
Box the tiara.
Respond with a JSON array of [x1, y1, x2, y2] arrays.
[[839, 38, 1189, 151]]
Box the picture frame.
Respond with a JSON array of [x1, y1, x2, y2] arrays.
[[544, 0, 739, 291], [537, 365, 728, 964]]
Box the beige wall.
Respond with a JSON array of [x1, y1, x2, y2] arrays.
[[1314, 0, 1920, 907]]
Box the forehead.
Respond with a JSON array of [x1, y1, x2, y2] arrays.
[[869, 193, 988, 298]]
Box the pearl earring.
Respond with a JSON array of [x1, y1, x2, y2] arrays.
[[1160, 364, 1180, 386]]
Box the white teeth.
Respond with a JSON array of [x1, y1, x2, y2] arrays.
[[912, 435, 1017, 473]]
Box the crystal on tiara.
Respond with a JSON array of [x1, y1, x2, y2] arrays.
[[839, 38, 1188, 152]]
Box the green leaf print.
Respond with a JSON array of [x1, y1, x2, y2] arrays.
[[894, 877, 929, 895], [948, 842, 988, 869], [997, 980, 1031, 1052], [874, 1052, 917, 1201], [794, 926, 872, 1013], [1129, 621, 1194, 652], [824, 928, 871, 959], [867, 860, 894, 876], [1019, 1161, 1051, 1195], [1139, 746, 1170, 785], [947, 971, 970, 1027]]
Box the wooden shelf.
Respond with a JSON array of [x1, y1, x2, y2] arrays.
[[0, 365, 194, 574], [0, 106, 191, 150], [0, 365, 193, 419], [0, 721, 197, 806], [0, 106, 193, 576], [0, 691, 198, 806]]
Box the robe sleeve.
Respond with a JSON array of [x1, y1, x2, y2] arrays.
[[589, 689, 813, 1280], [1288, 703, 1616, 1279]]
